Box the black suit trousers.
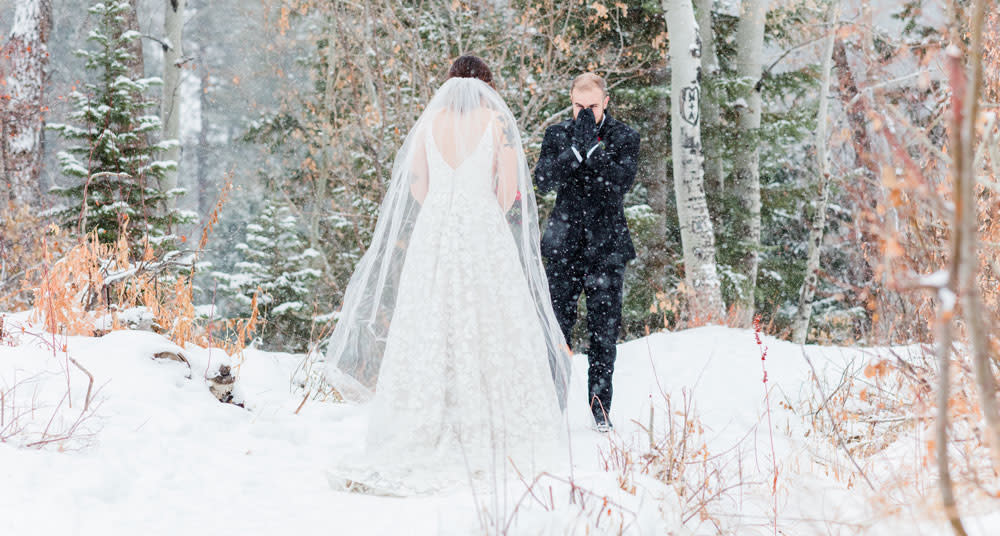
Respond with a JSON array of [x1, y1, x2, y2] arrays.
[[545, 256, 625, 422]]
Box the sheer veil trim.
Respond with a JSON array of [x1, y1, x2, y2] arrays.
[[321, 77, 572, 406]]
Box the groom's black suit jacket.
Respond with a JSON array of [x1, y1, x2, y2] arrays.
[[534, 113, 640, 267]]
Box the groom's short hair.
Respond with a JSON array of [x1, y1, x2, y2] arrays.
[[570, 73, 607, 96]]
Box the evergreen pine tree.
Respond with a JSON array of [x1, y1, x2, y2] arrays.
[[214, 200, 321, 351], [46, 1, 191, 247]]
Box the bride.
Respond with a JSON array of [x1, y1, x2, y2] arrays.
[[323, 56, 572, 493]]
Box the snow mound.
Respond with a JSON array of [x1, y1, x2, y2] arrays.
[[2, 316, 998, 534]]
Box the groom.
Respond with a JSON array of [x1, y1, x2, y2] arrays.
[[534, 73, 640, 432]]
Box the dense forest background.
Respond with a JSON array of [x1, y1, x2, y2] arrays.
[[1, 0, 997, 354]]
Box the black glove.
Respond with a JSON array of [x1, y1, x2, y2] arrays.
[[556, 145, 582, 171], [572, 108, 599, 149]]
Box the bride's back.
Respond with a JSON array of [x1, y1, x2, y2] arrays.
[[429, 106, 495, 171], [410, 92, 518, 209]]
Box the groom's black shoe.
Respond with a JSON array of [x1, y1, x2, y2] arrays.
[[592, 415, 613, 433], [592, 400, 613, 433]]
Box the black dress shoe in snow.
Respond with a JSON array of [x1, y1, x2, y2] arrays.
[[592, 415, 614, 433]]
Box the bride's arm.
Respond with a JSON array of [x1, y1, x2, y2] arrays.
[[494, 116, 520, 213], [409, 130, 430, 203]]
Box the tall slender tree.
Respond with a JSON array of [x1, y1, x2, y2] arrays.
[[664, 0, 725, 322], [731, 0, 767, 326], [952, 0, 1000, 477], [2, 0, 53, 204], [695, 0, 724, 194], [793, 0, 839, 344], [161, 0, 187, 209]]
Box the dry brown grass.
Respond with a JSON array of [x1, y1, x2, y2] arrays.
[[599, 390, 751, 532], [0, 201, 70, 310], [802, 345, 1000, 523], [5, 179, 260, 362]]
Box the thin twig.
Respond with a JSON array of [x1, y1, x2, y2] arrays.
[[294, 391, 309, 415], [68, 357, 94, 413]]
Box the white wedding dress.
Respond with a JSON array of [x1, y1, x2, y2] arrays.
[[323, 78, 572, 495]]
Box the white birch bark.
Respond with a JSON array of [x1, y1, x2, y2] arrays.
[[3, 0, 53, 204], [695, 0, 724, 193], [197, 68, 210, 216], [162, 0, 186, 208], [793, 1, 839, 345], [664, 0, 725, 322], [731, 0, 767, 326]]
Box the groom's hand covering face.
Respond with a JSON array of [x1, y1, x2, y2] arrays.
[[571, 85, 609, 123]]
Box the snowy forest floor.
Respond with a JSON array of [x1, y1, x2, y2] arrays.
[[1, 311, 998, 535]]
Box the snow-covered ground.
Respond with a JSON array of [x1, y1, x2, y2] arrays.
[[1, 311, 997, 535]]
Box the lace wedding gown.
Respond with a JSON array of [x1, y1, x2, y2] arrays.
[[324, 81, 571, 495]]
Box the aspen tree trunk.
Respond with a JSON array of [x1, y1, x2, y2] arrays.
[[731, 0, 767, 326], [162, 0, 186, 208], [3, 0, 53, 204], [792, 1, 839, 344], [664, 0, 725, 322], [192, 0, 211, 217], [197, 69, 211, 217], [695, 0, 724, 193]]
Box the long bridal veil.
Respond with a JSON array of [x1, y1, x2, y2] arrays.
[[322, 77, 572, 406]]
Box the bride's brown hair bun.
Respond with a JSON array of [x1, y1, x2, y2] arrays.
[[447, 55, 495, 88]]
